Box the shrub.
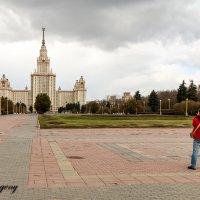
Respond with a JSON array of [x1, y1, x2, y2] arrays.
[[174, 100, 200, 115]]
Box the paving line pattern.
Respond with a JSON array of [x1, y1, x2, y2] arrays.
[[1, 117, 200, 199], [49, 141, 82, 181]]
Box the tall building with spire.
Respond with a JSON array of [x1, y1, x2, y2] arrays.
[[0, 28, 87, 112], [31, 28, 57, 111]]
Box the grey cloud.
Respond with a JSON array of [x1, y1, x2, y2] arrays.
[[0, 0, 200, 49]]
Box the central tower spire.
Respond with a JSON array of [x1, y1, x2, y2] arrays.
[[42, 27, 45, 46], [37, 27, 50, 73]]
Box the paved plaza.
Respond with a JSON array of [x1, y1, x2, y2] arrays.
[[1, 115, 200, 199]]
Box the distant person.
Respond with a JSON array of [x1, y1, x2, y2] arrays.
[[188, 111, 200, 170]]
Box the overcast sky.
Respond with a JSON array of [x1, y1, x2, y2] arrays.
[[0, 0, 200, 100]]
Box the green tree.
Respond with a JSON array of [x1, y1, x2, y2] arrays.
[[66, 103, 73, 111], [34, 93, 51, 114], [134, 91, 142, 114], [21, 103, 26, 113], [134, 91, 141, 100], [16, 102, 20, 114], [8, 99, 13, 114], [29, 105, 33, 113], [66, 103, 80, 113], [177, 80, 187, 103], [110, 107, 118, 114], [103, 106, 110, 114], [76, 102, 80, 112], [58, 106, 65, 113], [1, 97, 6, 114], [106, 102, 111, 108], [187, 80, 198, 101], [0, 97, 14, 114], [124, 99, 136, 114], [81, 105, 87, 113], [90, 102, 99, 114], [148, 90, 159, 112]]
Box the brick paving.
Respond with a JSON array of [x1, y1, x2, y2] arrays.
[[2, 115, 200, 199]]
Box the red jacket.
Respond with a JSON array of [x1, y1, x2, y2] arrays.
[[193, 116, 200, 140]]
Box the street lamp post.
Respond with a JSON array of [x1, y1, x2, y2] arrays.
[[6, 97, 8, 115], [135, 100, 138, 115], [118, 103, 119, 114], [186, 98, 188, 116], [143, 101, 145, 113], [0, 97, 1, 115], [160, 99, 162, 115]]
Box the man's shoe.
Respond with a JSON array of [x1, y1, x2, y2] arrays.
[[188, 166, 196, 170]]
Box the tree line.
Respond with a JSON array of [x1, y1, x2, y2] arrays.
[[56, 79, 200, 115], [58, 103, 80, 113], [77, 79, 200, 115], [0, 97, 27, 114]]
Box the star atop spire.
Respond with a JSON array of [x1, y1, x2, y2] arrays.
[[42, 27, 45, 46]]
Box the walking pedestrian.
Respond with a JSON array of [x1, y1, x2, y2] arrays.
[[188, 111, 200, 170]]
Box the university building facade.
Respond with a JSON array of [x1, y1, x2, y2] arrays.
[[0, 29, 87, 112]]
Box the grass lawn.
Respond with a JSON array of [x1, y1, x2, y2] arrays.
[[38, 114, 193, 129]]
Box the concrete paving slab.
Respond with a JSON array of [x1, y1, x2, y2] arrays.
[[1, 115, 200, 199]]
